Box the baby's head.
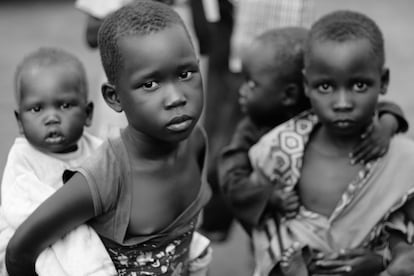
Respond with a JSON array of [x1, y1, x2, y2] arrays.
[[304, 10, 388, 136], [239, 27, 310, 126], [98, 0, 203, 143], [14, 47, 93, 154]]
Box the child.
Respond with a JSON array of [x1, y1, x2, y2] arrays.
[[219, 26, 408, 233], [0, 47, 117, 275], [248, 10, 414, 276], [5, 1, 211, 276]]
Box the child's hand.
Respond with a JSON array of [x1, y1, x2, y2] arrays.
[[269, 187, 299, 219], [310, 248, 384, 276], [351, 114, 398, 165]]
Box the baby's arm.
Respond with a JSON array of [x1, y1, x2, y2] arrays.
[[218, 123, 274, 230], [5, 173, 95, 276], [351, 101, 409, 164], [268, 186, 300, 219]]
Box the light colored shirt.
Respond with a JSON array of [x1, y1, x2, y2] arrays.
[[1, 132, 102, 226]]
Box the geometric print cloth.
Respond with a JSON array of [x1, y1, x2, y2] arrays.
[[248, 110, 414, 276]]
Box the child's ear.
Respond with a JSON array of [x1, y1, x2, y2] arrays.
[[282, 84, 300, 106], [84, 102, 94, 127], [302, 69, 310, 97], [14, 110, 24, 134], [102, 82, 123, 113], [380, 68, 390, 95]]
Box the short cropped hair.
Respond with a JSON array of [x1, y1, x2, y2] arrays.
[[256, 27, 308, 85], [14, 47, 88, 105], [305, 10, 385, 68], [98, 0, 189, 85]]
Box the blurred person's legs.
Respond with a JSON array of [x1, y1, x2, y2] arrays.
[[201, 0, 242, 242]]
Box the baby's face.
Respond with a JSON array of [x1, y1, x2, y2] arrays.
[[114, 25, 203, 143], [239, 42, 286, 123], [16, 65, 91, 153], [304, 38, 388, 137]]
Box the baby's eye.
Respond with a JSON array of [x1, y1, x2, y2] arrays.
[[29, 106, 41, 113], [142, 81, 160, 91], [60, 103, 73, 110], [178, 71, 193, 81], [353, 82, 368, 92], [317, 83, 333, 93]]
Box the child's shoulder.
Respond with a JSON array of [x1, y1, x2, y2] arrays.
[[390, 134, 414, 160], [7, 136, 41, 160], [82, 132, 104, 147]]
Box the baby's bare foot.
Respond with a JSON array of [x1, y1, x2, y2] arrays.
[[280, 242, 309, 276]]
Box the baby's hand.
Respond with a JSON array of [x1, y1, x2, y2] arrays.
[[270, 187, 299, 219], [351, 114, 397, 165]]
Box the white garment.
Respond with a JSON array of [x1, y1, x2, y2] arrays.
[[0, 133, 118, 276], [75, 0, 133, 19], [0, 134, 212, 275]]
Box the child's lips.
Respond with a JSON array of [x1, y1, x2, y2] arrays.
[[166, 115, 193, 132], [45, 132, 65, 144], [333, 119, 354, 128]]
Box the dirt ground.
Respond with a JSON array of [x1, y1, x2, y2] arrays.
[[0, 1, 413, 275]]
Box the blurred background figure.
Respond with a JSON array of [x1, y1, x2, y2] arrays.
[[201, 0, 314, 244], [229, 0, 314, 73]]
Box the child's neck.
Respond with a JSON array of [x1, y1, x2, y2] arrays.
[[123, 125, 182, 160], [312, 125, 363, 158]]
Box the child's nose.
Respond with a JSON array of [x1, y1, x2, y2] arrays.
[[43, 110, 60, 125], [239, 83, 249, 97], [165, 83, 186, 109], [333, 91, 353, 111]]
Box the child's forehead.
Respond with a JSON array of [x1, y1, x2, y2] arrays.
[[117, 26, 196, 68], [20, 65, 86, 98], [24, 63, 80, 79], [118, 25, 192, 49], [307, 38, 379, 67], [244, 42, 274, 65]]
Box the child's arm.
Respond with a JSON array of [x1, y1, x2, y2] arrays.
[[218, 122, 274, 230], [5, 173, 95, 276], [351, 100, 409, 164]]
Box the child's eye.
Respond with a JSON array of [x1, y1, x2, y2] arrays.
[[29, 106, 41, 113], [60, 103, 73, 110], [317, 83, 333, 93], [353, 82, 368, 92], [178, 71, 193, 81], [141, 81, 160, 91]]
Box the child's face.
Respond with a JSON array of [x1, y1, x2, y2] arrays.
[[113, 25, 203, 143], [239, 42, 285, 123], [304, 38, 388, 137], [16, 65, 92, 153]]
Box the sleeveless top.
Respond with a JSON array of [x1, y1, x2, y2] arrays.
[[77, 128, 211, 275]]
